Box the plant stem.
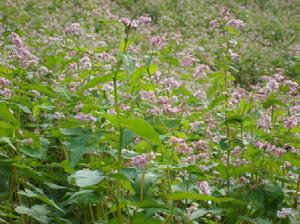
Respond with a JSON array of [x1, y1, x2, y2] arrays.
[[112, 30, 130, 223], [294, 170, 300, 208], [140, 168, 146, 202], [89, 204, 95, 223], [224, 71, 231, 193]]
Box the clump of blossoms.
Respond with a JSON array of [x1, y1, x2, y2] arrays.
[[284, 115, 298, 129], [10, 32, 39, 68], [229, 87, 248, 106], [196, 181, 211, 195], [255, 141, 287, 157], [140, 90, 156, 102], [181, 52, 196, 66], [120, 15, 152, 29], [170, 137, 193, 155], [75, 112, 96, 122], [79, 55, 92, 70], [193, 64, 210, 79], [130, 152, 156, 169], [64, 23, 83, 36], [226, 18, 246, 29], [209, 7, 246, 30], [257, 112, 272, 132], [149, 36, 168, 49], [277, 208, 292, 219], [0, 77, 12, 98]]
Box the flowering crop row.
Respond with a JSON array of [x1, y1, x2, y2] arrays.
[[0, 1, 299, 224]]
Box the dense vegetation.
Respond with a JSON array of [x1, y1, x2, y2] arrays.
[[0, 0, 299, 223]]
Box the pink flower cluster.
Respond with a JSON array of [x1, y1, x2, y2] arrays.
[[149, 36, 168, 49], [54, 112, 65, 120], [209, 7, 245, 30], [255, 141, 286, 157], [79, 55, 92, 70], [192, 140, 210, 152], [130, 152, 156, 168], [0, 78, 11, 87], [226, 19, 246, 29], [181, 53, 196, 66], [162, 77, 181, 90], [196, 181, 211, 195], [170, 137, 193, 155], [277, 208, 292, 219], [10, 32, 39, 68], [0, 77, 12, 98], [229, 88, 247, 105], [284, 115, 298, 129], [120, 15, 152, 28], [257, 112, 272, 132], [75, 112, 96, 122], [64, 23, 83, 36], [193, 64, 210, 79], [140, 90, 156, 102]]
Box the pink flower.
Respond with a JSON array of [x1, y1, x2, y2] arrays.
[[120, 18, 138, 28], [140, 90, 156, 102], [209, 19, 219, 29], [25, 138, 33, 145], [10, 32, 24, 47], [193, 140, 210, 152], [102, 82, 114, 92], [181, 53, 196, 66], [193, 64, 209, 79], [131, 152, 155, 168], [162, 77, 181, 89], [284, 116, 298, 129], [158, 96, 169, 104], [0, 78, 11, 87], [75, 112, 96, 122], [194, 89, 206, 99], [196, 181, 211, 195], [226, 19, 245, 29], [266, 79, 279, 92], [149, 36, 167, 49], [170, 137, 185, 145], [219, 7, 230, 18], [64, 23, 83, 36], [79, 55, 92, 70], [54, 112, 65, 120], [230, 52, 239, 61], [138, 15, 152, 24], [0, 88, 12, 98], [257, 112, 272, 131], [10, 33, 39, 68], [277, 208, 292, 219]]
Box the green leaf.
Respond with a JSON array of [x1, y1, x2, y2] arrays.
[[219, 138, 229, 151], [81, 73, 113, 91], [18, 189, 64, 213], [283, 153, 300, 166], [15, 205, 50, 224], [118, 116, 161, 145], [225, 115, 243, 124], [131, 66, 146, 87], [207, 95, 226, 111], [68, 169, 106, 187], [122, 54, 135, 74], [104, 114, 161, 145], [25, 83, 55, 97], [0, 103, 19, 125], [167, 192, 242, 204], [263, 96, 286, 108], [0, 137, 16, 150], [16, 104, 31, 114]]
